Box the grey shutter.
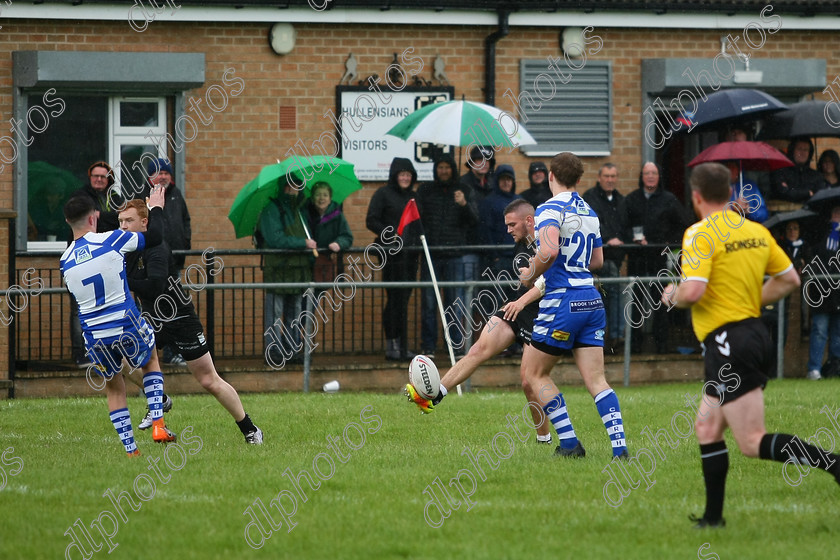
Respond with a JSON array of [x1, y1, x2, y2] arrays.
[[515, 59, 612, 156]]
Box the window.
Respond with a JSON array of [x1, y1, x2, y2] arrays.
[[512, 59, 612, 156], [12, 50, 206, 249], [25, 96, 166, 247]]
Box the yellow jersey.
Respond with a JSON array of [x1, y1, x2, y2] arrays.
[[680, 209, 793, 341]]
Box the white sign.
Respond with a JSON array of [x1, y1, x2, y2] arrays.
[[338, 88, 453, 182]]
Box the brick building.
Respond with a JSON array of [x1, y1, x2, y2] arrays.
[[2, 1, 839, 396]]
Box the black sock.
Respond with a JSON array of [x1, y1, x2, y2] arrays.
[[700, 441, 729, 522], [236, 413, 257, 435], [759, 433, 839, 471]]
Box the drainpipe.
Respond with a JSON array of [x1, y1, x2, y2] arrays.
[[485, 10, 510, 107]]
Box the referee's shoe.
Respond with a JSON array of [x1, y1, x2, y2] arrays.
[[138, 394, 173, 430]]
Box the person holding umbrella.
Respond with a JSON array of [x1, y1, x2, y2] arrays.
[[259, 180, 316, 366], [725, 161, 768, 223], [366, 157, 420, 361]]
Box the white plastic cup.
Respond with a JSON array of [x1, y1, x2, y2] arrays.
[[47, 235, 57, 242], [323, 380, 340, 393]]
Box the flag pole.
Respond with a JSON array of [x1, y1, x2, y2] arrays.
[[418, 234, 463, 396]]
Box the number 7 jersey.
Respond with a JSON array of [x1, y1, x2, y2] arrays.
[[535, 191, 603, 290], [60, 230, 146, 339]]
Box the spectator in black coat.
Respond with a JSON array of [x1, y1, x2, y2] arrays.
[[583, 163, 627, 346], [416, 154, 479, 355], [366, 157, 420, 361], [624, 161, 690, 354], [770, 138, 824, 202], [136, 158, 192, 272], [520, 161, 552, 208]]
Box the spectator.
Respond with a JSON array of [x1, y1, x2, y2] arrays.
[[479, 164, 521, 279], [624, 161, 690, 354], [68, 160, 121, 368], [762, 220, 810, 370], [137, 158, 192, 271], [307, 181, 353, 284], [460, 146, 494, 283], [818, 149, 840, 188], [259, 180, 315, 366], [366, 157, 420, 361], [726, 161, 768, 223], [770, 138, 824, 202], [416, 154, 479, 356], [520, 161, 552, 208], [806, 207, 840, 380], [460, 145, 496, 203], [136, 158, 192, 366], [583, 163, 627, 348]]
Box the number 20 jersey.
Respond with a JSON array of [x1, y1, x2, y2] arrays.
[[60, 230, 146, 340], [535, 190, 603, 291]]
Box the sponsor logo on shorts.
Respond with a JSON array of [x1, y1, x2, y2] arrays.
[[551, 330, 570, 341], [570, 299, 604, 312], [595, 329, 605, 340]]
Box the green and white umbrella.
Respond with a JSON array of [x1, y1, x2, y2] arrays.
[[386, 100, 537, 148]]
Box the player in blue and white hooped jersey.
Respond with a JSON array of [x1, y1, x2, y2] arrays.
[[60, 189, 177, 456], [518, 152, 628, 460]]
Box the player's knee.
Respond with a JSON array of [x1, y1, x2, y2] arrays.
[[694, 417, 720, 443], [737, 433, 763, 457]]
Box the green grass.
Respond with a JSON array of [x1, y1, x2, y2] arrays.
[[1, 381, 838, 559]]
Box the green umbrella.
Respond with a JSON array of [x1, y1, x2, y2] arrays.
[[386, 100, 536, 148], [228, 155, 362, 239]]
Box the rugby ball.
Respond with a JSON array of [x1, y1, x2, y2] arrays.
[[408, 355, 440, 400]]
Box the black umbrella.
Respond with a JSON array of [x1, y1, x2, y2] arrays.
[[680, 88, 788, 133], [762, 208, 817, 230], [806, 186, 840, 208], [757, 100, 840, 140]]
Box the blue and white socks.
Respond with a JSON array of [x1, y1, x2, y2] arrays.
[[110, 408, 137, 454], [143, 372, 165, 422], [544, 393, 580, 450], [595, 388, 627, 457]]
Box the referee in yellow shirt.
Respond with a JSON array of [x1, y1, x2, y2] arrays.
[[662, 162, 840, 528]]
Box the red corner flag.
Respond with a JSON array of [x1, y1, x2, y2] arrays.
[[397, 199, 423, 236]]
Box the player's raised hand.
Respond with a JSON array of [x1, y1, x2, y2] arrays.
[[147, 186, 166, 209]]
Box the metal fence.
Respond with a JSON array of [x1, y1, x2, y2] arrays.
[[6, 244, 807, 389]]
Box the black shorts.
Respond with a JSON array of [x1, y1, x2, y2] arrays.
[[492, 301, 539, 346], [154, 311, 209, 362], [702, 317, 770, 404]]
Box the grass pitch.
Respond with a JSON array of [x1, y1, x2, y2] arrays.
[[1, 380, 838, 559]]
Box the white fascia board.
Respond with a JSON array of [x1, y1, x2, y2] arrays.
[[3, 4, 840, 30]]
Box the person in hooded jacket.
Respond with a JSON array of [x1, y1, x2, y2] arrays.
[[770, 138, 824, 203], [519, 161, 552, 208], [366, 158, 419, 360], [479, 164, 521, 281], [416, 154, 479, 356]]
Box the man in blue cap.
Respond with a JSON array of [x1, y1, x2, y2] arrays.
[[138, 157, 192, 366]]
